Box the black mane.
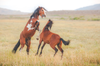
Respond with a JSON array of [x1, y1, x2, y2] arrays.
[[30, 7, 47, 19], [45, 19, 53, 30]]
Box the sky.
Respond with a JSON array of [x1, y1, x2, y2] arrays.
[[0, 0, 100, 13]]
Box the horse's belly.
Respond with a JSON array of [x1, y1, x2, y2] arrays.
[[42, 33, 53, 44], [23, 30, 36, 38], [43, 37, 50, 44], [44, 40, 50, 44]]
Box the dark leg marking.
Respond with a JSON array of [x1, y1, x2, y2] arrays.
[[39, 43, 46, 57], [57, 44, 64, 59], [35, 44, 41, 56], [54, 47, 58, 57], [25, 38, 31, 55], [61, 49, 64, 59], [26, 48, 29, 55]]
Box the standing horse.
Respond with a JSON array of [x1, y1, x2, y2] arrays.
[[35, 19, 70, 59], [12, 7, 47, 55]]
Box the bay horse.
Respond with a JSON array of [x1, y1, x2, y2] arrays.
[[12, 7, 47, 55], [35, 19, 70, 59]]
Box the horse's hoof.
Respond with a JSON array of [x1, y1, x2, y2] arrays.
[[35, 53, 38, 56], [12, 50, 16, 54], [27, 52, 29, 55], [36, 38, 39, 40], [39, 54, 42, 57]]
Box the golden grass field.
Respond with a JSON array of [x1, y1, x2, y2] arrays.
[[0, 19, 100, 66]]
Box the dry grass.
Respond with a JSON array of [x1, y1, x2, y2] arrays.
[[0, 19, 100, 66]]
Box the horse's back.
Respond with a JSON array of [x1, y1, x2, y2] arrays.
[[51, 34, 60, 43]]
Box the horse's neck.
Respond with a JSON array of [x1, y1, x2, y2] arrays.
[[29, 16, 39, 24], [26, 17, 38, 27], [34, 14, 39, 20], [43, 28, 49, 32]]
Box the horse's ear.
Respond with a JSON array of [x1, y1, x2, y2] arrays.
[[49, 19, 51, 21], [49, 19, 50, 21], [43, 7, 47, 11], [38, 6, 41, 8]]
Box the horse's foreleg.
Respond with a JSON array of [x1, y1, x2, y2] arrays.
[[35, 39, 42, 56], [39, 42, 46, 57], [36, 29, 41, 40], [35, 44, 41, 56]]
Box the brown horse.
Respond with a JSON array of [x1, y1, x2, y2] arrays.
[[35, 19, 70, 59], [12, 7, 47, 55]]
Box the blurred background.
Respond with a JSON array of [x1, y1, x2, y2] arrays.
[[0, 0, 100, 66], [0, 0, 100, 21]]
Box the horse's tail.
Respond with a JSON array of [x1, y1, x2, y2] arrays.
[[12, 39, 20, 53], [60, 38, 70, 45]]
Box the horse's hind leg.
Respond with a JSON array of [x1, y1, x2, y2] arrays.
[[39, 42, 46, 57], [57, 43, 64, 59], [50, 44, 58, 57], [54, 47, 58, 57], [19, 37, 25, 52], [26, 38, 31, 55]]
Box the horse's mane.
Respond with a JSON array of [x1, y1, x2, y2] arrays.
[[45, 19, 53, 31], [30, 7, 47, 19]]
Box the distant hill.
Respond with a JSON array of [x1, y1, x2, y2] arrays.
[[0, 8, 29, 15], [47, 10, 100, 16], [76, 4, 100, 10]]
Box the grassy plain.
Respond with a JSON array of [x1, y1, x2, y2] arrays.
[[0, 19, 100, 66]]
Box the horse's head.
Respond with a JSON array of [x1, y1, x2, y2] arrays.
[[45, 19, 53, 30], [30, 6, 47, 19], [39, 7, 47, 18]]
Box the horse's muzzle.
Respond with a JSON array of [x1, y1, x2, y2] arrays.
[[42, 14, 46, 18]]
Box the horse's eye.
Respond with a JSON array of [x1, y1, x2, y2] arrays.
[[42, 10, 43, 11]]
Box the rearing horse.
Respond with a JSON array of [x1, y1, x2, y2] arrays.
[[35, 19, 70, 59], [12, 7, 47, 55]]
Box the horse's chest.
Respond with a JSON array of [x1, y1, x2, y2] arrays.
[[24, 23, 36, 37], [27, 23, 35, 31]]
